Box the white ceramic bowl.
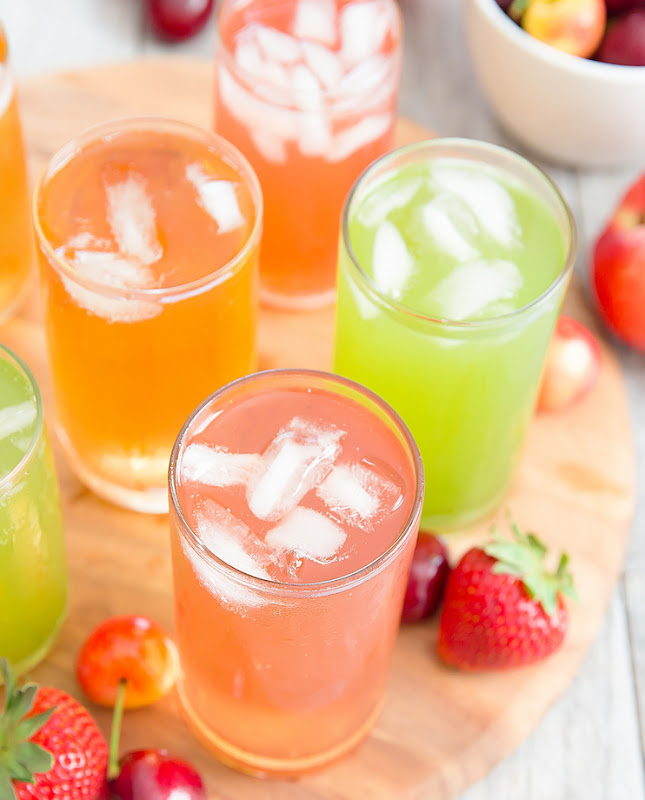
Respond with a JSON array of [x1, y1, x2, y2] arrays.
[[465, 0, 645, 166]]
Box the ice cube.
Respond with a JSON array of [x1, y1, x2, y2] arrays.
[[433, 166, 521, 249], [251, 129, 288, 164], [339, 55, 389, 97], [372, 220, 414, 300], [69, 250, 154, 289], [234, 33, 264, 75], [340, 1, 390, 66], [357, 178, 423, 228], [181, 444, 260, 488], [0, 401, 36, 441], [247, 417, 345, 522], [185, 165, 244, 234], [301, 41, 343, 88], [428, 259, 523, 321], [328, 114, 391, 162], [0, 66, 13, 118], [195, 500, 270, 579], [59, 248, 162, 323], [421, 195, 479, 262], [297, 111, 332, 157], [217, 65, 298, 141], [182, 499, 274, 612], [255, 24, 302, 64], [105, 176, 162, 265], [265, 506, 346, 562], [317, 461, 403, 525], [290, 63, 324, 111], [293, 0, 337, 47]]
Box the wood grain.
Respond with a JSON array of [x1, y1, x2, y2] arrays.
[[0, 59, 636, 799]]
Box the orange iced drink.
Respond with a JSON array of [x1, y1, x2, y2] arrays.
[[214, 0, 402, 308], [34, 118, 262, 513], [169, 369, 423, 776], [0, 27, 34, 322]]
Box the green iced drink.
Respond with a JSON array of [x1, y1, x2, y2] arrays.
[[0, 345, 67, 672], [334, 140, 574, 531]]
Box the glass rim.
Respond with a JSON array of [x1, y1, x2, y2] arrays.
[[32, 115, 264, 302], [168, 367, 425, 596], [214, 0, 403, 112], [341, 136, 578, 330], [0, 345, 43, 491]]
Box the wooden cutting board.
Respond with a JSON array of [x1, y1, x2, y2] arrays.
[[0, 59, 635, 799]]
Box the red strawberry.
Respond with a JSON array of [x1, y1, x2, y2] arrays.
[[437, 522, 578, 671], [0, 659, 108, 799]]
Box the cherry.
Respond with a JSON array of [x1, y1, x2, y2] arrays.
[[77, 615, 179, 709], [402, 533, 450, 623], [146, 0, 214, 42], [110, 750, 206, 800]]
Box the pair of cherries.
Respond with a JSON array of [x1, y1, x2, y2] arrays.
[[77, 616, 204, 799]]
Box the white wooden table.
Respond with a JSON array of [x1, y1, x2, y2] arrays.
[[1, 0, 643, 796]]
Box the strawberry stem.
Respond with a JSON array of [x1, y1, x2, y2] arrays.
[[107, 680, 127, 781]]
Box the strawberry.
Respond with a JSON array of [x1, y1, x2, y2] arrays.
[[437, 522, 578, 671], [0, 659, 108, 799]]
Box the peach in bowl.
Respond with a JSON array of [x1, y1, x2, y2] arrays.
[[465, 0, 645, 166]]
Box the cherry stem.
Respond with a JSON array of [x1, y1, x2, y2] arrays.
[[107, 679, 127, 780]]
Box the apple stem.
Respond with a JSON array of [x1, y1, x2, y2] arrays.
[[107, 679, 127, 781]]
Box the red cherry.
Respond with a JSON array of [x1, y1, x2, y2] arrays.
[[146, 0, 214, 42], [402, 533, 450, 623], [77, 615, 179, 709], [537, 316, 601, 414], [110, 750, 206, 800]]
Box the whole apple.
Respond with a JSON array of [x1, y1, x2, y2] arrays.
[[511, 0, 606, 58], [592, 173, 645, 352], [597, 9, 645, 65]]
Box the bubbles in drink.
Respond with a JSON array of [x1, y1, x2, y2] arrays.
[[427, 259, 523, 321], [247, 417, 345, 522], [181, 444, 260, 488]]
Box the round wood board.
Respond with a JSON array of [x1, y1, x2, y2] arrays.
[[1, 59, 635, 799]]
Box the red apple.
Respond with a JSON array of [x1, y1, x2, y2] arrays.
[[592, 172, 645, 351], [597, 10, 645, 64], [512, 0, 606, 58], [537, 316, 601, 413]]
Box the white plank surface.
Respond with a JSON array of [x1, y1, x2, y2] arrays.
[[0, 0, 643, 796]]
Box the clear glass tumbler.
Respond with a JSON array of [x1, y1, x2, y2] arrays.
[[214, 0, 403, 308], [33, 117, 262, 514], [334, 139, 576, 532], [0, 344, 67, 674], [0, 25, 34, 323], [169, 369, 423, 776]]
